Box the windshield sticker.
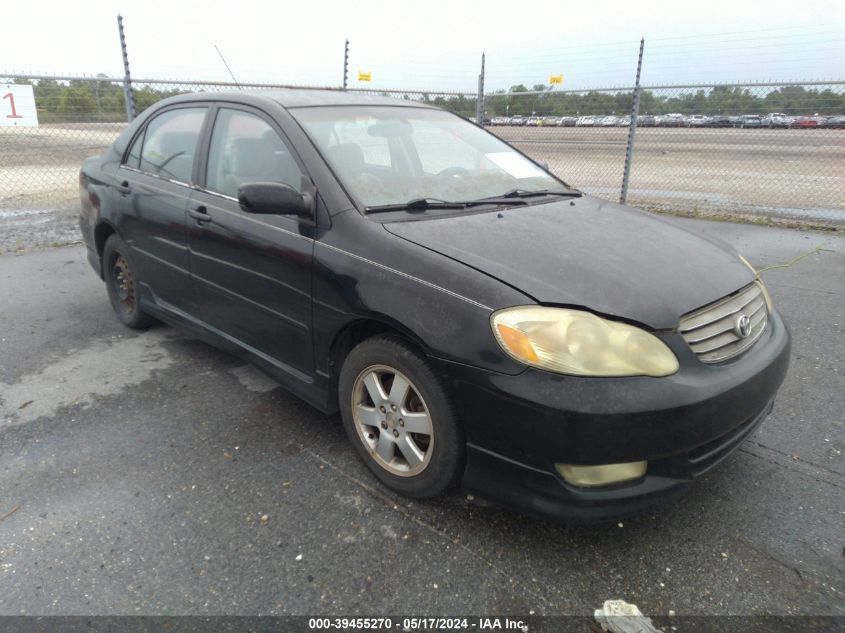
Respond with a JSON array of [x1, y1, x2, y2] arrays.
[[485, 152, 545, 179]]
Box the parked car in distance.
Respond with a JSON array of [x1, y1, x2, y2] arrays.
[[790, 116, 818, 128], [737, 115, 763, 128], [542, 116, 561, 126], [616, 115, 631, 127], [490, 116, 508, 126], [510, 115, 525, 126], [636, 115, 657, 127], [707, 115, 732, 128], [686, 114, 710, 127], [78, 89, 790, 522], [576, 115, 596, 126], [761, 113, 790, 128], [825, 115, 845, 128], [598, 116, 618, 127], [559, 116, 578, 127], [659, 113, 685, 127], [526, 116, 542, 127]]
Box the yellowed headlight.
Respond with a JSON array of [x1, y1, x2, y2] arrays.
[[491, 306, 679, 377]]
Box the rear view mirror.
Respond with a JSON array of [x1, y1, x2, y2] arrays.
[[368, 119, 412, 137], [237, 182, 313, 216]]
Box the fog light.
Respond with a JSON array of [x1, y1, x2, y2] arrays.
[[555, 461, 647, 487]]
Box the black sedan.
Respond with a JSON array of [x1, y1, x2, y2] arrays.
[[78, 90, 790, 521]]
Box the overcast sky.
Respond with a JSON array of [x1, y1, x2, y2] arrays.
[[3, 0, 843, 92]]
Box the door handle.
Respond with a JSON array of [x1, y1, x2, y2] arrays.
[[116, 180, 131, 196], [188, 206, 211, 224]]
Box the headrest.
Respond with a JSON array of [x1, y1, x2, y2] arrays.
[[230, 137, 278, 177], [158, 132, 197, 158]]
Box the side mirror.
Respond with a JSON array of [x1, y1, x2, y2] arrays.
[[237, 182, 313, 216], [537, 160, 550, 171]]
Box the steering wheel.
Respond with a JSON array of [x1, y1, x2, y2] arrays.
[[435, 166, 471, 180]]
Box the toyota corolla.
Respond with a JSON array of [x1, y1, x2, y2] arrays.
[[78, 90, 790, 521]]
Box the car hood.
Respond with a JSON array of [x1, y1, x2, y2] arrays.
[[382, 196, 755, 329]]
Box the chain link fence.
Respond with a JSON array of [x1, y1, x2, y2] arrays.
[[0, 75, 478, 211], [1, 74, 843, 249], [481, 82, 845, 225]]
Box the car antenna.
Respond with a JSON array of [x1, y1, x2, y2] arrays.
[[214, 44, 242, 90]]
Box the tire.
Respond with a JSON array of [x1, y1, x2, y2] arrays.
[[338, 335, 465, 498], [103, 233, 155, 329]]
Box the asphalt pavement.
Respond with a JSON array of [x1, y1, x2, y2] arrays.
[[0, 217, 842, 618]]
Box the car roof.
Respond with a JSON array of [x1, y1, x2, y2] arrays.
[[162, 88, 437, 110]]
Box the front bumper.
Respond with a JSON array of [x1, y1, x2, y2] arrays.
[[436, 310, 791, 522]]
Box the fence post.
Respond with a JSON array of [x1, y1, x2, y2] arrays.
[[343, 39, 350, 90], [117, 14, 137, 122], [476, 52, 485, 124], [620, 38, 645, 205]]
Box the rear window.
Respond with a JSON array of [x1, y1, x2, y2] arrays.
[[135, 107, 207, 184]]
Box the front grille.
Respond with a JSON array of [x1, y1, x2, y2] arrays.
[[679, 282, 768, 363]]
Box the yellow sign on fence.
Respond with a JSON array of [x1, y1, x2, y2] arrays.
[[549, 74, 564, 85], [358, 71, 372, 82]]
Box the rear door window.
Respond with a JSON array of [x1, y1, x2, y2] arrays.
[[136, 107, 207, 184], [124, 129, 144, 169]]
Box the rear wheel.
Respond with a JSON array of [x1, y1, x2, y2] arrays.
[[103, 234, 155, 329], [338, 335, 464, 498]]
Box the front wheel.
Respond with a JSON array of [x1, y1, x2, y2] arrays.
[[103, 234, 155, 329], [338, 335, 465, 498]]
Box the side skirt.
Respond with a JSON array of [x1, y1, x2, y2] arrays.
[[137, 282, 335, 414]]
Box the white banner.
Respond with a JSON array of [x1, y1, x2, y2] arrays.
[[1, 84, 39, 127]]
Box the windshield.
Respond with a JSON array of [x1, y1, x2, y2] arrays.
[[291, 106, 570, 208]]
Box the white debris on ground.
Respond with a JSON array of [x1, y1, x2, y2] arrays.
[[594, 600, 665, 633]]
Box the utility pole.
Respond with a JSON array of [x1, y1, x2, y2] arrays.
[[620, 37, 645, 205], [476, 52, 485, 125], [117, 14, 136, 122], [343, 39, 350, 90]]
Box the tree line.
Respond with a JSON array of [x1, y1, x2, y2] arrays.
[[6, 76, 843, 123], [8, 76, 183, 122]]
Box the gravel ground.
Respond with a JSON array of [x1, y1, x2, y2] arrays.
[[495, 127, 845, 224], [0, 217, 842, 621]]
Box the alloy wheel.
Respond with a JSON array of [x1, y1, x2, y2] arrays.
[[351, 364, 434, 477]]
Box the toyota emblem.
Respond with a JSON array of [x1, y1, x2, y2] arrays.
[[735, 314, 752, 338]]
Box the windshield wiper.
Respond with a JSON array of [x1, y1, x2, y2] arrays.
[[499, 188, 583, 199], [365, 190, 584, 214], [365, 196, 528, 214], [365, 198, 469, 214]]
